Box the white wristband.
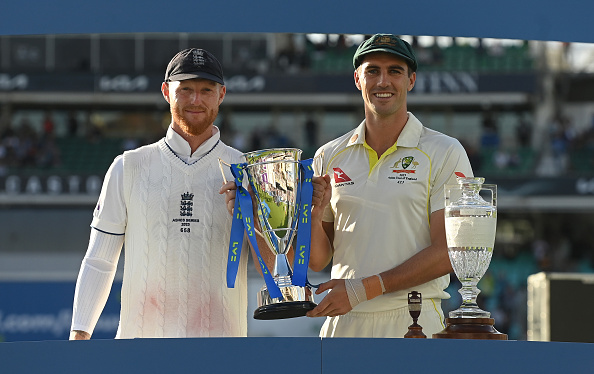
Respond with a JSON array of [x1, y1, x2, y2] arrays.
[[377, 274, 386, 294]]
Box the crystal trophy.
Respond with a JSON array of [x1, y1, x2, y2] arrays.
[[433, 176, 507, 339]]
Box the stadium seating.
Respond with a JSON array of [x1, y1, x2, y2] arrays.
[[56, 137, 122, 174]]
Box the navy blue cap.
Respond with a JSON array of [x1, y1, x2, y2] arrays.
[[164, 48, 224, 85]]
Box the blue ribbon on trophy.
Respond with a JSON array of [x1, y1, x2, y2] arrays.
[[226, 162, 282, 299], [222, 148, 317, 319], [292, 158, 313, 288]]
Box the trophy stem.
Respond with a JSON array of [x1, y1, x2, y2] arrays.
[[460, 280, 480, 309], [449, 280, 490, 318], [273, 254, 292, 279]]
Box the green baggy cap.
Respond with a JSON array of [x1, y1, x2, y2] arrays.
[[353, 34, 418, 72]]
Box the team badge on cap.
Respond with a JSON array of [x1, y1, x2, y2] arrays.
[[164, 48, 225, 85], [373, 35, 399, 47]]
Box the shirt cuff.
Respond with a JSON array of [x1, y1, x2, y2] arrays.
[[91, 217, 125, 235]]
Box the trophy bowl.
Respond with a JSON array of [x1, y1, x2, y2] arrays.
[[243, 148, 316, 320]]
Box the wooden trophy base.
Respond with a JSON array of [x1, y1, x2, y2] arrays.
[[404, 325, 427, 339], [432, 318, 508, 340]]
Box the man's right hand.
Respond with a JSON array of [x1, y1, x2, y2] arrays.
[[69, 330, 91, 340], [306, 279, 352, 317]]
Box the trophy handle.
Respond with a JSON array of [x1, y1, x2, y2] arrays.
[[481, 184, 497, 209], [444, 184, 455, 208], [218, 158, 232, 184], [219, 157, 270, 243]]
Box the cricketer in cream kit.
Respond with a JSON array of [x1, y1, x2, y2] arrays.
[[313, 113, 474, 313]]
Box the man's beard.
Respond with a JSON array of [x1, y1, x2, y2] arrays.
[[172, 104, 219, 136]]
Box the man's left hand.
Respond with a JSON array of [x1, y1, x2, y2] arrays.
[[219, 181, 237, 216]]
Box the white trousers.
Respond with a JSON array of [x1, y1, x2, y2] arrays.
[[319, 299, 445, 338]]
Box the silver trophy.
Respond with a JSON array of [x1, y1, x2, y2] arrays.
[[222, 148, 317, 320]]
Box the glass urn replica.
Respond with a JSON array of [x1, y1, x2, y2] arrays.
[[433, 176, 507, 340]]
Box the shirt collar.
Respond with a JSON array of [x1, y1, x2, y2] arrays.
[[165, 125, 220, 164], [396, 112, 423, 148], [347, 120, 367, 147], [347, 112, 423, 149]]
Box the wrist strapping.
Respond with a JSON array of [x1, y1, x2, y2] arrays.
[[345, 278, 367, 309], [345, 274, 387, 309]]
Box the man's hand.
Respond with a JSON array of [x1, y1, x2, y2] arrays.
[[309, 175, 335, 272], [219, 181, 237, 216], [311, 174, 332, 220], [219, 181, 259, 221], [69, 330, 91, 340], [306, 279, 352, 318]]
